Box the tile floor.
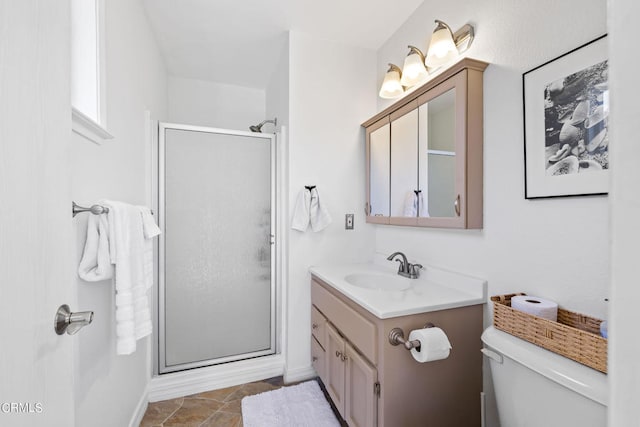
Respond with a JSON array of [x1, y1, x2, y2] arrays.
[[140, 377, 285, 427]]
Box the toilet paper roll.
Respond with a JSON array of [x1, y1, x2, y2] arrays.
[[408, 327, 452, 363], [511, 295, 558, 321]]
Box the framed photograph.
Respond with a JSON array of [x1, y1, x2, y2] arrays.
[[523, 35, 608, 199]]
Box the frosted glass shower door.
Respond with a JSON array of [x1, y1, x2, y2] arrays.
[[159, 124, 275, 373]]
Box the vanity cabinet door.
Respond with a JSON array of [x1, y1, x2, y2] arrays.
[[416, 71, 465, 227], [311, 337, 327, 384], [416, 68, 484, 228], [325, 324, 347, 417], [389, 101, 419, 226], [345, 342, 377, 427], [311, 305, 327, 348], [366, 117, 390, 224]]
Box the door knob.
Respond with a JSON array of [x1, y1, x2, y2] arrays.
[[54, 304, 94, 335]]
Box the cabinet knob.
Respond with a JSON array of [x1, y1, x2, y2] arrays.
[[335, 350, 342, 358], [312, 323, 318, 330], [341, 354, 348, 362], [312, 356, 318, 362], [454, 194, 461, 217]]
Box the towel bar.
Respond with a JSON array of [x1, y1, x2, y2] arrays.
[[72, 201, 109, 217], [72, 201, 154, 217]]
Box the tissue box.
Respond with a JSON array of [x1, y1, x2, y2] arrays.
[[491, 293, 607, 374]]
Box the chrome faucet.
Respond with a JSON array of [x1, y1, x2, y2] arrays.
[[386, 252, 423, 279]]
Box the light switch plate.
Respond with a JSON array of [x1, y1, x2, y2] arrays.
[[345, 214, 354, 230]]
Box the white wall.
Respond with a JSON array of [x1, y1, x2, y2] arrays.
[[375, 2, 607, 425], [284, 32, 378, 380], [168, 76, 265, 131], [266, 34, 289, 131], [608, 0, 640, 424], [70, 0, 167, 426]]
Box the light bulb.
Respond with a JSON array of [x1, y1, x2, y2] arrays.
[[379, 64, 404, 99], [400, 46, 428, 87], [425, 20, 458, 68]]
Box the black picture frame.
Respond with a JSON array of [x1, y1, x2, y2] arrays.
[[523, 35, 609, 199]]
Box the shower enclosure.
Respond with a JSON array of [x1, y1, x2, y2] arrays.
[[158, 123, 276, 374]]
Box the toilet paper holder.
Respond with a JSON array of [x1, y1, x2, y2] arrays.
[[389, 323, 435, 350]]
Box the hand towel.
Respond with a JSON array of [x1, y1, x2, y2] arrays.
[[138, 206, 161, 290], [291, 189, 311, 231], [78, 213, 114, 281], [418, 191, 429, 217], [309, 188, 332, 232], [103, 200, 153, 355], [138, 206, 161, 239], [403, 191, 417, 216]]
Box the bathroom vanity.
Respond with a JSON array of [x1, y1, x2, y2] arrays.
[[309, 263, 486, 427]]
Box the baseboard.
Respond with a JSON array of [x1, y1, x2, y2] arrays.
[[283, 364, 317, 384], [148, 354, 285, 402], [129, 385, 149, 427]]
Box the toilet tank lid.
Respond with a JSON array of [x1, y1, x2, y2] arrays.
[[482, 326, 608, 406]]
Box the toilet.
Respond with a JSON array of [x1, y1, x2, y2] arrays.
[[482, 326, 607, 427]]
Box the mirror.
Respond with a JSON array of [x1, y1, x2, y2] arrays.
[[390, 108, 418, 217], [369, 123, 390, 217], [418, 88, 456, 217]]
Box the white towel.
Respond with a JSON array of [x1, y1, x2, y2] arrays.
[[139, 206, 161, 239], [403, 191, 418, 217], [309, 188, 332, 232], [78, 213, 114, 281], [402, 191, 430, 217], [103, 200, 153, 355], [138, 206, 161, 290], [291, 189, 311, 231], [418, 191, 429, 217]]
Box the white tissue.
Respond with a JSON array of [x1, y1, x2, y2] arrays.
[[408, 327, 452, 363], [511, 295, 558, 321]]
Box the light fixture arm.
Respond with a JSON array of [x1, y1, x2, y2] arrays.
[[387, 63, 402, 74], [406, 45, 425, 63], [434, 19, 452, 33], [432, 19, 474, 53], [452, 24, 474, 52]]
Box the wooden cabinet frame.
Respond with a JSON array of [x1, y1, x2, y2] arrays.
[[363, 58, 488, 229]]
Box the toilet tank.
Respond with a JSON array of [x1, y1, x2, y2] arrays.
[[482, 326, 607, 427]]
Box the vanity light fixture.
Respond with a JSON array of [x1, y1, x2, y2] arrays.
[[379, 63, 404, 99], [400, 46, 429, 87], [424, 19, 474, 68]]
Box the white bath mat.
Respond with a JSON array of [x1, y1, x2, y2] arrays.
[[241, 380, 340, 427]]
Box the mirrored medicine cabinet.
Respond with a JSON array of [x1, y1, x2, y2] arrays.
[[363, 58, 488, 229]]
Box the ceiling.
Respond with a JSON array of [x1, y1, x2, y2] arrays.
[[141, 0, 425, 89]]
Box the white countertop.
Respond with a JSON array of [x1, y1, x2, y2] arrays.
[[309, 262, 487, 319]]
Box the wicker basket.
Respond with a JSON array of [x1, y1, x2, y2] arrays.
[[491, 293, 607, 373]]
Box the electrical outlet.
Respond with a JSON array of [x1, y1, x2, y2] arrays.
[[345, 214, 354, 230]]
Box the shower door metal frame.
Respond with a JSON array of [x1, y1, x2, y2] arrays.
[[157, 122, 277, 374]]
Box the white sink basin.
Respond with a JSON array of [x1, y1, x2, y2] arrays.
[[344, 273, 411, 292]]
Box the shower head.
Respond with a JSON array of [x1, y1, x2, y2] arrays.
[[249, 118, 277, 133]]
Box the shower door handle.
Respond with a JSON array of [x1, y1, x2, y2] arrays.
[[269, 234, 275, 245]]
